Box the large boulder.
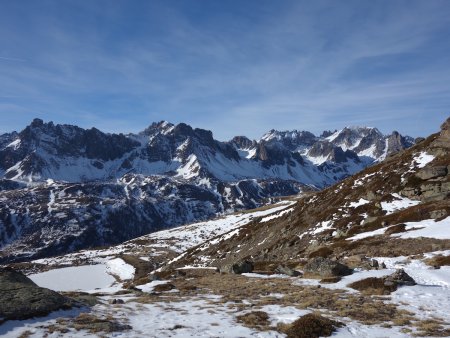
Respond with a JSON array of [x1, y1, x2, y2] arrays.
[[0, 267, 74, 322], [416, 166, 447, 180], [303, 257, 352, 277]]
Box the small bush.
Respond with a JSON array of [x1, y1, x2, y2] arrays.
[[281, 313, 343, 338], [153, 283, 176, 292], [425, 255, 450, 267], [320, 276, 341, 284], [348, 277, 397, 295], [384, 224, 406, 235], [236, 311, 270, 328]]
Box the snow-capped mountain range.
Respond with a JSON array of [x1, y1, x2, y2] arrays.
[[0, 118, 414, 262]]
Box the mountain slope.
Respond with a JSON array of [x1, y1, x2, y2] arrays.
[[167, 117, 449, 269]]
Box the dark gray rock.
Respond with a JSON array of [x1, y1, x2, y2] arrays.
[[220, 260, 254, 274], [303, 257, 353, 277], [274, 265, 302, 277], [384, 269, 416, 287], [370, 259, 379, 269], [0, 267, 74, 322]]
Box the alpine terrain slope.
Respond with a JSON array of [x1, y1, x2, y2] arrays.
[[0, 119, 413, 262], [1, 117, 449, 338]]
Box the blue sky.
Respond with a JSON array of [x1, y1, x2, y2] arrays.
[[0, 0, 449, 140]]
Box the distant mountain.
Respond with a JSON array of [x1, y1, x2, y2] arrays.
[[0, 118, 414, 262]]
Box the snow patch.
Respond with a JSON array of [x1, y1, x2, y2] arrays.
[[105, 258, 135, 280], [413, 151, 435, 168], [381, 193, 420, 215]]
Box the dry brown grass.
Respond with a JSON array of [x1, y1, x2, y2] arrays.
[[425, 255, 450, 267], [348, 277, 397, 295], [414, 318, 450, 337], [236, 311, 270, 329], [153, 283, 176, 292], [384, 224, 406, 235], [147, 270, 416, 326], [17, 331, 33, 338], [320, 277, 341, 284], [278, 313, 343, 338], [71, 313, 131, 333]]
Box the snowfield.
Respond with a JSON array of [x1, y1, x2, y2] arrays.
[[347, 216, 450, 241], [28, 264, 116, 292]]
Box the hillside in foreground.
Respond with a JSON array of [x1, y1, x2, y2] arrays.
[[1, 117, 449, 337]]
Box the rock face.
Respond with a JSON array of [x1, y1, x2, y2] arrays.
[[303, 258, 353, 277], [0, 267, 73, 322]]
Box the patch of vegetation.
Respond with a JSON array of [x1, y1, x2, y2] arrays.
[[348, 277, 397, 295], [425, 255, 450, 267], [414, 318, 450, 337], [236, 311, 270, 329], [278, 313, 343, 338], [54, 313, 131, 334], [320, 276, 341, 284], [384, 224, 406, 235], [153, 283, 176, 292]]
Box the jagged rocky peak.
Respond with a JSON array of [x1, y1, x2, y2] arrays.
[[230, 136, 255, 150], [327, 126, 381, 148], [18, 119, 139, 161], [307, 141, 359, 164], [385, 131, 414, 155], [320, 129, 337, 138], [261, 129, 317, 148]]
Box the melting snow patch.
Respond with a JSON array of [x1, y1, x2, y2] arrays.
[[353, 173, 376, 187], [258, 304, 310, 325], [381, 193, 420, 215], [136, 280, 171, 293], [312, 220, 334, 234], [348, 198, 369, 208], [260, 207, 293, 222], [413, 151, 435, 168], [394, 217, 450, 240], [105, 258, 135, 280], [348, 217, 450, 241]]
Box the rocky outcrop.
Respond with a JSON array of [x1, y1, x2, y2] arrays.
[[384, 269, 416, 287], [275, 265, 302, 277], [0, 267, 74, 322], [303, 257, 352, 277], [219, 260, 254, 274], [416, 166, 448, 180]]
